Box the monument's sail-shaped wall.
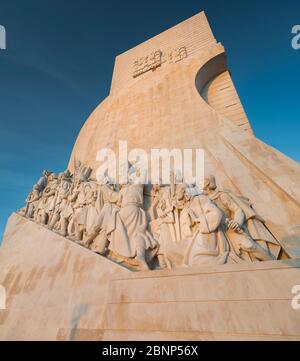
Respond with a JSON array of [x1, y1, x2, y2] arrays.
[[1, 12, 300, 341], [69, 12, 300, 252]]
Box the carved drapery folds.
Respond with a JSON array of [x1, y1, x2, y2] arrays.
[[20, 163, 289, 271]]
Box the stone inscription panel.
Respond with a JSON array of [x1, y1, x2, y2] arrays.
[[133, 46, 188, 78]]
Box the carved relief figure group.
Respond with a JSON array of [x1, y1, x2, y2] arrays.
[[21, 160, 287, 271]]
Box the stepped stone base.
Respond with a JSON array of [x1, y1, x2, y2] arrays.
[[1, 213, 300, 340], [104, 260, 300, 340]]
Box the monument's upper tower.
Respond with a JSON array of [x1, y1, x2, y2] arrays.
[[108, 12, 250, 131], [110, 12, 216, 94], [70, 12, 251, 167]]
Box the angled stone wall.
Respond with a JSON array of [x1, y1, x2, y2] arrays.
[[0, 213, 129, 340]]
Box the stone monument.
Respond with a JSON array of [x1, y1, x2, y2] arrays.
[[1, 12, 300, 340]]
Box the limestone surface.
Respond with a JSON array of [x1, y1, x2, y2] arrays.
[[1, 11, 300, 341]]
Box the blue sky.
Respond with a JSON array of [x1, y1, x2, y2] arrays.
[[0, 0, 299, 239]]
